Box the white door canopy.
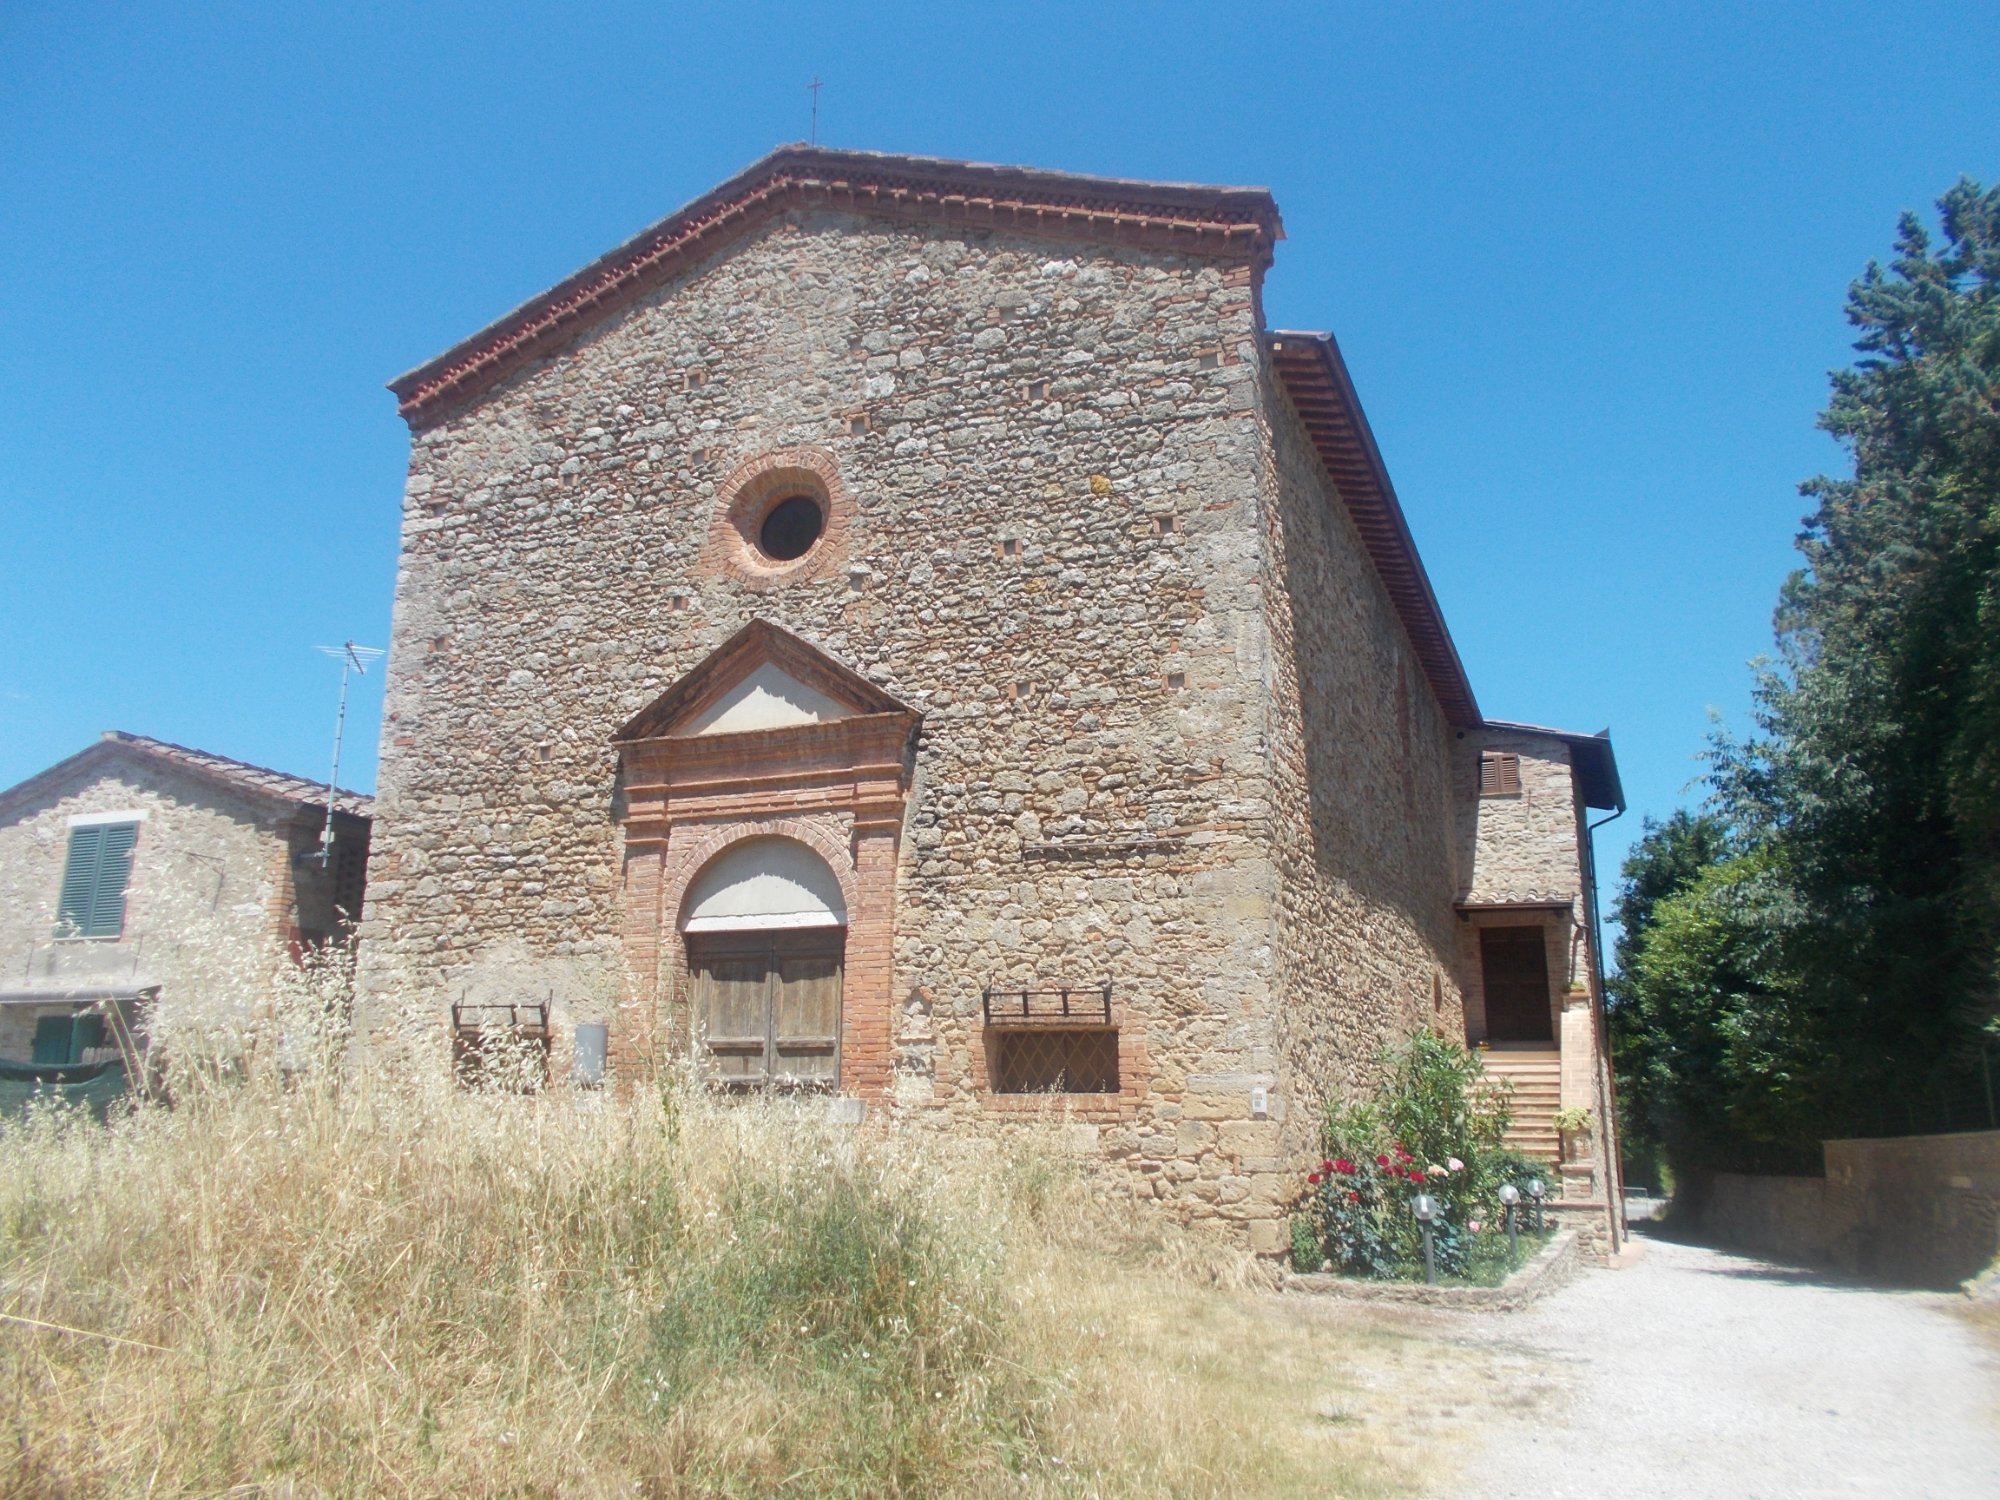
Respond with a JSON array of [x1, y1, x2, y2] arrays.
[[680, 836, 848, 933]]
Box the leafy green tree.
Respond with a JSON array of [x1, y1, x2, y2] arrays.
[[1607, 811, 1731, 1168], [1621, 181, 2000, 1170], [1716, 178, 2000, 1112], [1609, 811, 1733, 979], [1615, 851, 1815, 1170]]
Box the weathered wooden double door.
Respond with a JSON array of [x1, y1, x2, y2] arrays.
[[686, 932, 843, 1090]]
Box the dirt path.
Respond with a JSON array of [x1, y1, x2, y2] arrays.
[[1448, 1235, 2000, 1499]]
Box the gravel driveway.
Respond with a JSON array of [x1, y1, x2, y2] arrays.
[[1451, 1234, 2000, 1499]]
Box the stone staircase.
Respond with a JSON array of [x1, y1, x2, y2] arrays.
[[1482, 1049, 1561, 1167]]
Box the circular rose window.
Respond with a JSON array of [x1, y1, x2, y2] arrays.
[[703, 448, 851, 591], [758, 495, 825, 561]]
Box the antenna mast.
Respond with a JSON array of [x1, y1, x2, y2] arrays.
[[809, 76, 822, 144], [312, 641, 383, 865]]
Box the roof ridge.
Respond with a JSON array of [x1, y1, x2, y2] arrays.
[[103, 731, 370, 808], [389, 145, 1284, 427]]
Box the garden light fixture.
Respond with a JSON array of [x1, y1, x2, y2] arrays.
[[1528, 1177, 1546, 1231], [1498, 1182, 1521, 1260], [1411, 1193, 1439, 1284]]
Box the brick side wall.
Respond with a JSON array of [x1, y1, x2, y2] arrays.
[[1255, 356, 1466, 1176]]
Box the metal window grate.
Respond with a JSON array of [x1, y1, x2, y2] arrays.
[[449, 1002, 552, 1091], [981, 984, 1112, 1026], [992, 1029, 1119, 1094]]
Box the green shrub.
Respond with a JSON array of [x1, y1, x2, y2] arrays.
[[1293, 1032, 1537, 1282]]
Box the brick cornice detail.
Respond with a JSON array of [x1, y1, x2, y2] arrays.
[[657, 816, 861, 933], [388, 146, 1283, 428]]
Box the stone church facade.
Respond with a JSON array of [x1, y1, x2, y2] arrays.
[[358, 148, 1625, 1253]]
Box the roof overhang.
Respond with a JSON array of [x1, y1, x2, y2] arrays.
[[1481, 719, 1625, 812], [0, 984, 158, 1006], [1268, 330, 1480, 727], [0, 733, 371, 826], [390, 145, 1285, 429]]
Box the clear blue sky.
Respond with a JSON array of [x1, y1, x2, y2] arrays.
[[3, 2, 1995, 897]]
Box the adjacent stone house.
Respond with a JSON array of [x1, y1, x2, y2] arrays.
[[0, 733, 370, 1079], [359, 147, 1626, 1252]]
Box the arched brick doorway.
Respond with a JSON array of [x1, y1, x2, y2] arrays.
[[613, 620, 919, 1101], [679, 835, 847, 1091]]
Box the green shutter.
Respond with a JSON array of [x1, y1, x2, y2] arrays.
[[90, 823, 137, 936], [56, 826, 104, 936], [55, 822, 137, 938], [31, 1015, 72, 1064]]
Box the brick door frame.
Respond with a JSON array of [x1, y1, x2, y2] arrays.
[[612, 627, 917, 1100]]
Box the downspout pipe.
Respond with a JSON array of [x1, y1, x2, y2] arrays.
[[1583, 802, 1627, 1253]]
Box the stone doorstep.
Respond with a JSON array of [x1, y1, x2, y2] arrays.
[[1279, 1230, 1584, 1312], [1606, 1236, 1647, 1271]]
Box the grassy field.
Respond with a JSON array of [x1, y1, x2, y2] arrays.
[[1, 1057, 1494, 1497]]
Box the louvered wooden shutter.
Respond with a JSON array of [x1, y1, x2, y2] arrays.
[[56, 823, 137, 938], [1479, 752, 1522, 797]]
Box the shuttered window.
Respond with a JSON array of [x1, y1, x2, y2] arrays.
[[1478, 751, 1522, 797], [687, 933, 842, 1090], [56, 822, 138, 938]]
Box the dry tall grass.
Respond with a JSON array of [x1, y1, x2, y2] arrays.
[[2, 1049, 1468, 1497]]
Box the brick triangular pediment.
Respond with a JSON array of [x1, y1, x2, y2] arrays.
[[613, 620, 912, 743]]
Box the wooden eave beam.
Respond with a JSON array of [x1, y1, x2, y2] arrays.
[[1268, 331, 1481, 727]]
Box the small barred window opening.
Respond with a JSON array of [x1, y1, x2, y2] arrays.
[[992, 1029, 1119, 1094]]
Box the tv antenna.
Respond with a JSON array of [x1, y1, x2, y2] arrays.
[[808, 76, 822, 144], [310, 641, 384, 866]]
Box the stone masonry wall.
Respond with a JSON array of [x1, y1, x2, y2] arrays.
[[1254, 363, 1468, 1183], [1453, 729, 1620, 1228], [1700, 1131, 2000, 1288], [359, 210, 1300, 1234], [1455, 730, 1586, 905], [1454, 732, 1589, 1038], [0, 763, 294, 1054]]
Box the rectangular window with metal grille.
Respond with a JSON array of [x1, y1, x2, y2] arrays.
[[1478, 751, 1522, 797], [55, 822, 138, 938], [991, 1029, 1119, 1094]]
